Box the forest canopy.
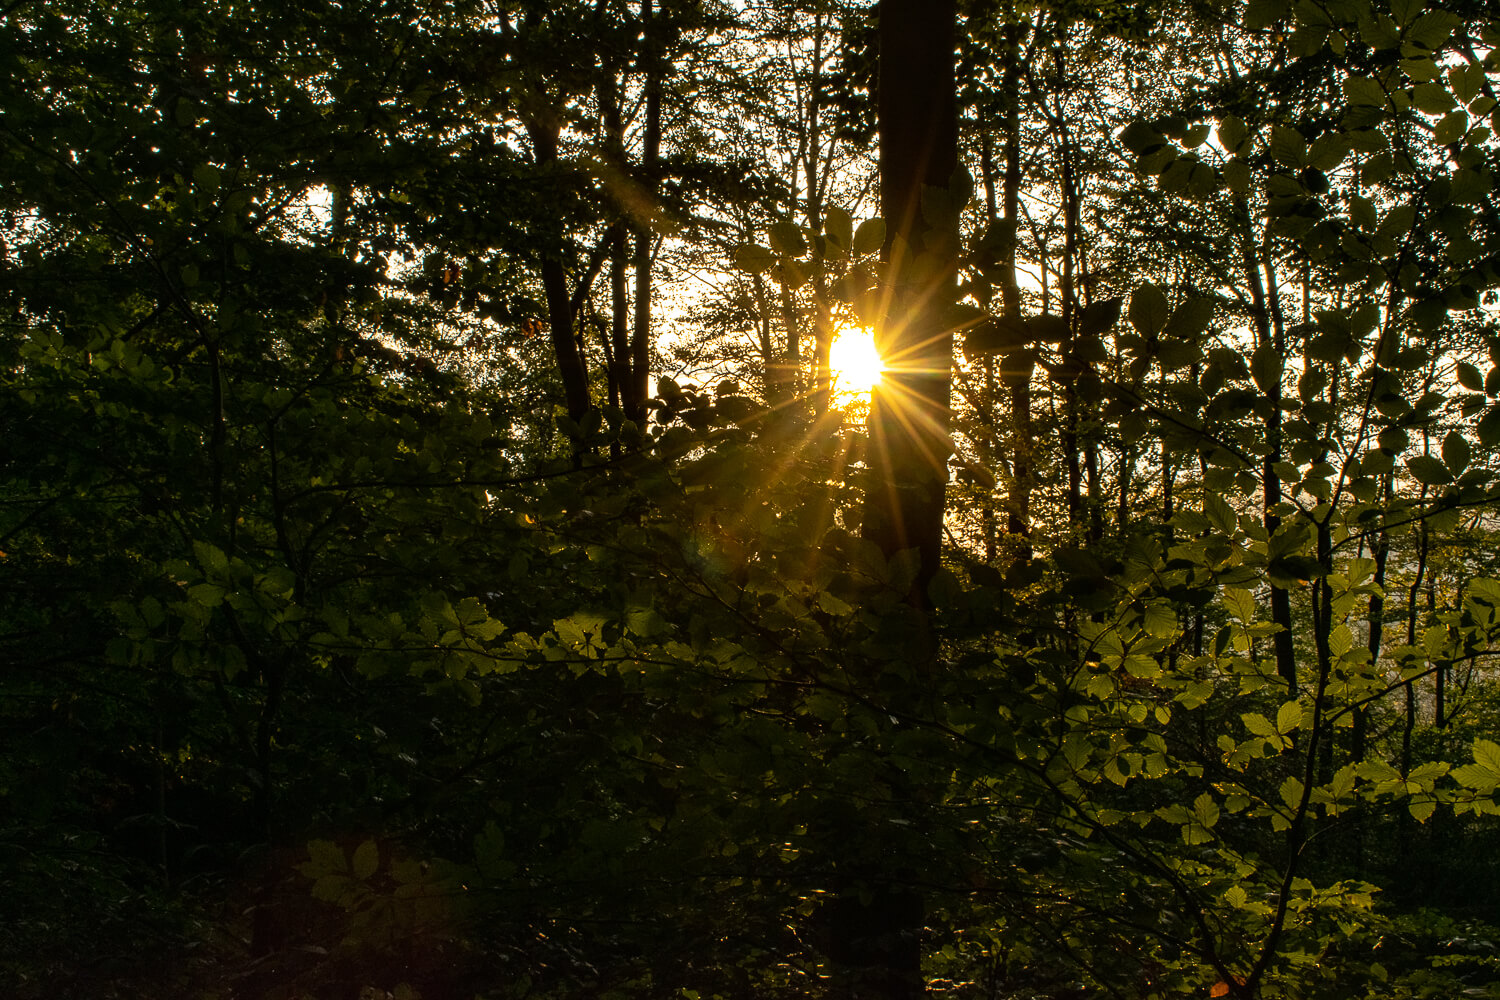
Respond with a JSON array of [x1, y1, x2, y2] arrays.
[[4, 1, 1500, 998]]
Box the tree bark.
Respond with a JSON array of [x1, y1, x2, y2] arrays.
[[1234, 195, 1297, 692], [630, 0, 662, 425], [863, 0, 959, 603], [999, 10, 1030, 549], [835, 3, 958, 996], [528, 118, 592, 424]]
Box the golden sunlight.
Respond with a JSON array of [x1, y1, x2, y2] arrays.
[[828, 324, 884, 399]]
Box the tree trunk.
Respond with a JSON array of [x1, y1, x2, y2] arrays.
[[863, 0, 958, 602], [528, 119, 592, 424], [630, 0, 662, 425], [1234, 195, 1296, 692], [836, 2, 958, 996], [999, 10, 1030, 549]]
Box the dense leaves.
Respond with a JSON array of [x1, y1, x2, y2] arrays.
[[4, 1, 1500, 999]]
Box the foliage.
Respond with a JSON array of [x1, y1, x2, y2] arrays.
[[3, 1, 1500, 999]]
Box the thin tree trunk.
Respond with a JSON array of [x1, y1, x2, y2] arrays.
[[1432, 578, 1444, 727], [1234, 195, 1296, 692], [1399, 518, 1430, 863], [1355, 475, 1392, 870], [599, 63, 646, 426], [804, 9, 836, 417], [528, 119, 592, 423], [978, 121, 999, 562], [610, 226, 632, 416], [1000, 7, 1029, 550], [630, 0, 662, 425]]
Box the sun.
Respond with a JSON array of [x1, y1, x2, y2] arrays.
[[828, 324, 885, 400]]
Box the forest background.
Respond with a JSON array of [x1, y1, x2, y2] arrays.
[[4, 0, 1500, 998]]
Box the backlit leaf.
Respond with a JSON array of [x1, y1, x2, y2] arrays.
[[1406, 454, 1451, 485], [852, 218, 886, 256], [1129, 283, 1170, 337], [1270, 125, 1308, 167]]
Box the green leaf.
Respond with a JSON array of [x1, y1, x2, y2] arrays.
[[1479, 405, 1500, 447], [1251, 341, 1283, 394], [1308, 134, 1350, 171], [1280, 775, 1305, 809], [1223, 587, 1255, 622], [817, 591, 853, 616], [1224, 158, 1252, 194], [963, 317, 1029, 356], [1407, 9, 1459, 51], [1347, 128, 1389, 153], [1270, 125, 1308, 167], [1119, 121, 1167, 154], [1475, 738, 1500, 776], [1329, 624, 1354, 657], [823, 206, 854, 250], [194, 540, 229, 575], [1277, 700, 1304, 734], [1456, 361, 1484, 391], [188, 583, 225, 607], [774, 258, 809, 290], [1343, 75, 1388, 106], [1218, 116, 1249, 154], [1412, 81, 1456, 113], [1406, 454, 1452, 485], [733, 244, 775, 274], [768, 221, 806, 257], [1193, 792, 1220, 829], [352, 839, 379, 880], [851, 218, 886, 256], [1450, 168, 1492, 204], [626, 606, 668, 638], [1433, 109, 1468, 145], [192, 163, 220, 192], [1143, 602, 1178, 638], [306, 839, 347, 875], [1243, 713, 1278, 737], [1164, 297, 1215, 340], [1129, 283, 1170, 337], [1443, 431, 1471, 474], [1378, 202, 1416, 237], [1204, 492, 1237, 533], [1450, 63, 1484, 105], [1077, 297, 1122, 337], [1390, 0, 1422, 27]]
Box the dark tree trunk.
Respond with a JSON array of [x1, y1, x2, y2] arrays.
[[999, 10, 1030, 548], [528, 119, 592, 424], [863, 0, 958, 602], [630, 0, 662, 425], [834, 3, 958, 997], [610, 225, 633, 417], [1234, 195, 1296, 692]]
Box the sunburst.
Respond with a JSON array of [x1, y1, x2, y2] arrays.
[[828, 324, 884, 401]]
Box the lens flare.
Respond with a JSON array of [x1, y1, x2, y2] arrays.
[[828, 324, 884, 399]]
